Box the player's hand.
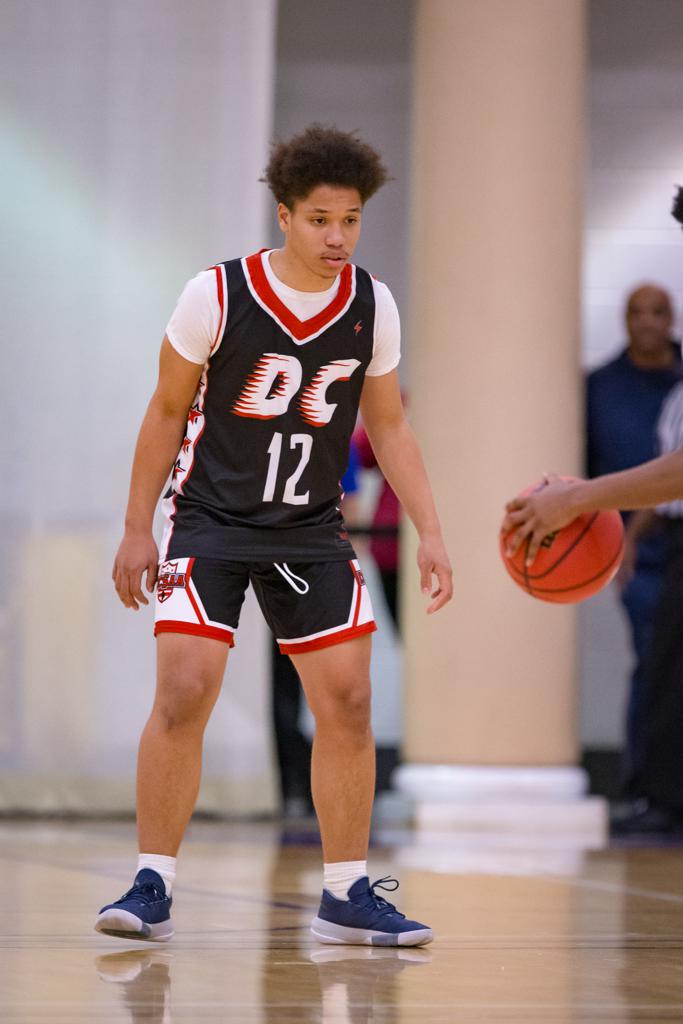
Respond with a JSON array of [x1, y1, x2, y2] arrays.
[[417, 535, 453, 614], [502, 475, 581, 565], [112, 529, 159, 610]]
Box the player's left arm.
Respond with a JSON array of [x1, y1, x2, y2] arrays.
[[359, 370, 452, 613]]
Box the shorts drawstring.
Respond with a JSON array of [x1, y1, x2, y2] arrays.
[[273, 563, 310, 595]]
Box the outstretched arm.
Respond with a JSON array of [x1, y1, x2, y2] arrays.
[[502, 447, 683, 564], [359, 370, 452, 614], [113, 338, 204, 609]]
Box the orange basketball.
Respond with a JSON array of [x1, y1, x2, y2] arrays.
[[500, 479, 625, 603]]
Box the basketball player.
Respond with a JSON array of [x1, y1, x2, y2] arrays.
[[504, 187, 683, 564], [95, 125, 452, 946]]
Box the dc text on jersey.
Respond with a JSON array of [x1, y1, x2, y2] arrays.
[[160, 253, 377, 564]]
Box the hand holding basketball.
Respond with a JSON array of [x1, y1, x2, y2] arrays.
[[500, 476, 624, 603], [502, 474, 582, 563]]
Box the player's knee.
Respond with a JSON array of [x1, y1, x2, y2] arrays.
[[154, 670, 218, 730], [320, 677, 371, 731]]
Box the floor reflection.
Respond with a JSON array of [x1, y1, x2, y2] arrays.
[[310, 946, 432, 1024], [95, 950, 173, 1024], [254, 823, 433, 1021], [94, 945, 430, 1024]]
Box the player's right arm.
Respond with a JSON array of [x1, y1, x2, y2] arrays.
[[113, 338, 204, 610], [502, 447, 683, 564]]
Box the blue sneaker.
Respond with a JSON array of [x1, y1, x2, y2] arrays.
[[95, 869, 174, 942], [311, 876, 433, 946]]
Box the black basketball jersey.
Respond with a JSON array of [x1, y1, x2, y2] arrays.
[[161, 252, 378, 563]]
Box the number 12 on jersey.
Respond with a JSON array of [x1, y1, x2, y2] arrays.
[[263, 432, 313, 505]]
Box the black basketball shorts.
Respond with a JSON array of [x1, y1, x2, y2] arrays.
[[153, 557, 376, 654]]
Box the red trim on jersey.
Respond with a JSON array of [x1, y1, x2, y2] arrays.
[[154, 621, 235, 646], [279, 621, 376, 655], [245, 251, 353, 340], [210, 265, 225, 353]]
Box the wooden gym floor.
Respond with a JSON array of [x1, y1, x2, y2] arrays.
[[1, 818, 683, 1022]]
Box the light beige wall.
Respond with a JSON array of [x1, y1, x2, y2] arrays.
[[404, 0, 585, 766]]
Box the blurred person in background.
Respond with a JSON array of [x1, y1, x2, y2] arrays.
[[504, 387, 683, 835], [586, 284, 680, 799], [613, 377, 683, 832], [505, 186, 683, 834], [354, 418, 401, 631]]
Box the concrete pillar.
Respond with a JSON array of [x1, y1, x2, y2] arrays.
[[397, 0, 605, 836]]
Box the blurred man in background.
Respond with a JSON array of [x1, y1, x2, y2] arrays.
[[586, 284, 681, 798]]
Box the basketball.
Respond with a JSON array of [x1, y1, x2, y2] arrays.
[[500, 479, 625, 603]]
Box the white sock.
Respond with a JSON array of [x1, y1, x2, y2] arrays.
[[323, 860, 367, 900], [137, 853, 176, 895]]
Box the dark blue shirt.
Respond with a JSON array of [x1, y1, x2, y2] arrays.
[[341, 438, 360, 496], [586, 344, 682, 567]]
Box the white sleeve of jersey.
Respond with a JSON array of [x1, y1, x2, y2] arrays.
[[165, 269, 224, 365], [366, 278, 401, 377]]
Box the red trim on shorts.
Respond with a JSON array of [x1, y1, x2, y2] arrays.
[[154, 621, 235, 646], [278, 620, 376, 655], [349, 560, 363, 628], [183, 557, 205, 624]]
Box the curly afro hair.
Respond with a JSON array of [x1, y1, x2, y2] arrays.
[[262, 124, 390, 208], [672, 186, 683, 228]]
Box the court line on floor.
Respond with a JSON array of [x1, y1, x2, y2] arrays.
[[6, 829, 683, 915], [0, 845, 315, 912], [546, 872, 683, 907]]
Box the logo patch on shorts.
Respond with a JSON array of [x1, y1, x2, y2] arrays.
[[157, 561, 187, 603], [355, 568, 366, 587]]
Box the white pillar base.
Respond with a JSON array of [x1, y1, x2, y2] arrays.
[[394, 764, 608, 839]]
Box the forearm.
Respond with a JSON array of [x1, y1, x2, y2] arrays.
[[569, 449, 683, 515], [124, 396, 188, 532], [365, 418, 441, 538]]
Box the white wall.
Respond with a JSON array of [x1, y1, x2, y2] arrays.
[[0, 0, 278, 811], [585, 0, 683, 369], [272, 0, 414, 338]]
